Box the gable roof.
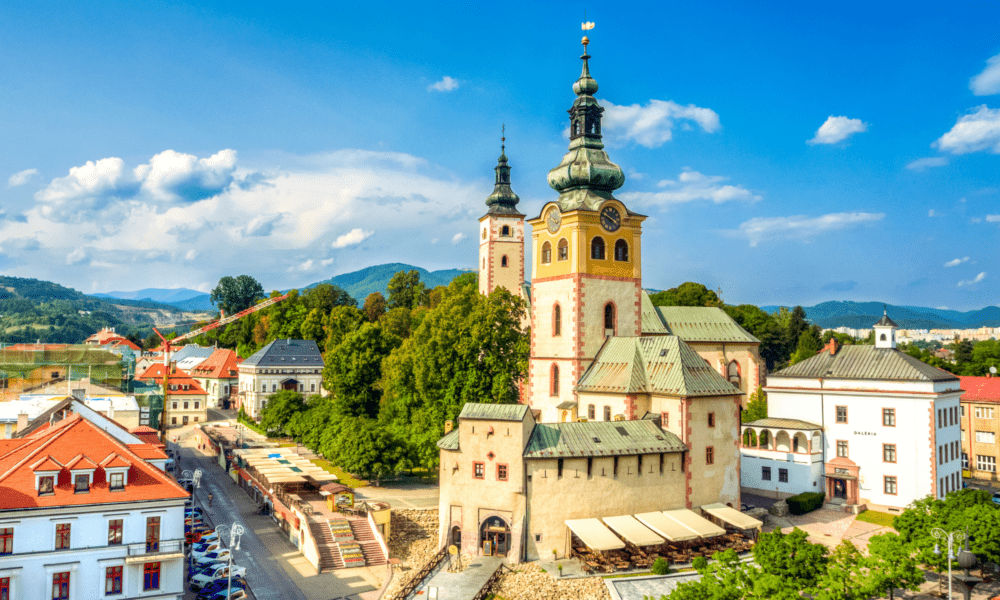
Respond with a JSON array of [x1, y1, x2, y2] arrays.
[[772, 345, 958, 382], [458, 403, 530, 422], [640, 292, 669, 334], [437, 428, 460, 451], [0, 413, 188, 509], [241, 339, 324, 368], [576, 336, 741, 397], [959, 376, 1000, 403], [137, 365, 207, 395], [523, 419, 686, 458], [650, 306, 760, 344], [190, 348, 243, 379]]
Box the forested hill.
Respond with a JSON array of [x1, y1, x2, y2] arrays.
[[304, 263, 471, 301], [761, 301, 1000, 330], [0, 275, 213, 344]]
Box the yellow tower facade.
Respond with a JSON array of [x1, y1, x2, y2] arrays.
[[526, 39, 647, 423]]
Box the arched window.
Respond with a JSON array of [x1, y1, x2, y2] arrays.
[[880, 333, 887, 341], [604, 303, 615, 332], [501, 225, 510, 237], [541, 242, 552, 264], [553, 304, 562, 336], [728, 360, 741, 388], [557, 238, 569, 261], [603, 406, 611, 421], [591, 237, 605, 260], [573, 121, 580, 136], [550, 364, 559, 396], [501, 255, 509, 267], [614, 239, 629, 261], [482, 228, 486, 240]]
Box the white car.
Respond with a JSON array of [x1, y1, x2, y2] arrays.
[[191, 544, 222, 558], [194, 549, 231, 565], [189, 565, 247, 591]]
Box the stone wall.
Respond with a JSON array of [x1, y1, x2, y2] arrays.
[[382, 509, 439, 599], [491, 562, 609, 600]]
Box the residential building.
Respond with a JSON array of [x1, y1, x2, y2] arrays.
[[137, 364, 208, 428], [189, 348, 242, 409], [743, 312, 963, 510], [0, 408, 187, 600], [959, 376, 1000, 481], [237, 340, 324, 420], [0, 396, 62, 438]]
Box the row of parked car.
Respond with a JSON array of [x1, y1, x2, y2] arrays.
[[185, 506, 249, 600]]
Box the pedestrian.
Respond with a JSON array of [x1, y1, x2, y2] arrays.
[[208, 493, 214, 507]]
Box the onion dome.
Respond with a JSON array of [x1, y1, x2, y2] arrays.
[[485, 132, 522, 215]]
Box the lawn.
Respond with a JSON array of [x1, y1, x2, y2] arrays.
[[855, 510, 897, 527], [310, 457, 369, 488]]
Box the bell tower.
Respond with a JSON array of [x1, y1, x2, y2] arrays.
[[478, 133, 526, 298], [526, 37, 646, 423]]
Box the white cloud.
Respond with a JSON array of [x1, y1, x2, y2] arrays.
[[451, 233, 466, 244], [906, 157, 949, 171], [7, 168, 38, 187], [928, 209, 938, 217], [944, 257, 969, 267], [986, 215, 1000, 222], [428, 76, 459, 92], [601, 100, 720, 148], [66, 248, 88, 265], [35, 149, 238, 223], [735, 212, 884, 247], [958, 272, 987, 287], [933, 106, 1000, 154], [970, 53, 1000, 96], [807, 116, 868, 145], [184, 249, 198, 261], [242, 213, 285, 237], [620, 169, 759, 207], [937, 306, 949, 310], [332, 228, 374, 249]]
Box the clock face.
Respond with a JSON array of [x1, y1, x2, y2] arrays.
[[600, 206, 621, 232], [546, 208, 561, 233]]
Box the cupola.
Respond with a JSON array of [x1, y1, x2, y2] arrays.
[[485, 130, 522, 215], [873, 307, 898, 349]]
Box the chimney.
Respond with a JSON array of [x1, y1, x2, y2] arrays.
[[444, 420, 453, 434], [16, 412, 28, 433], [107, 400, 115, 420], [823, 337, 839, 356], [170, 361, 177, 374]]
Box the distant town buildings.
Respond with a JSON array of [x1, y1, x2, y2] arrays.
[[959, 375, 1000, 482], [237, 339, 324, 420], [189, 348, 242, 409], [137, 363, 208, 427]]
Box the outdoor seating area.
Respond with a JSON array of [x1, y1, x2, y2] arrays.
[[571, 532, 755, 574]]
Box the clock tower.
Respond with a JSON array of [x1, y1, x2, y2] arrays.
[[526, 38, 646, 423], [478, 136, 526, 299]]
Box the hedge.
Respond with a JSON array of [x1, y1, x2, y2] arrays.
[[786, 492, 826, 515]]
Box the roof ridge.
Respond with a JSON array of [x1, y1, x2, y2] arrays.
[[0, 413, 80, 483]]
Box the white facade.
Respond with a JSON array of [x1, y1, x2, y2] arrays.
[[237, 365, 324, 419], [0, 499, 185, 600]]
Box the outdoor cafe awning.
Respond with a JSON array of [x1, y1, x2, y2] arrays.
[[565, 518, 626, 551], [601, 515, 664, 547], [635, 512, 698, 542], [701, 503, 763, 531], [663, 509, 726, 538]]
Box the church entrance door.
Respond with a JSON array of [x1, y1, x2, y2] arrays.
[[480, 516, 510, 557], [833, 479, 847, 499]]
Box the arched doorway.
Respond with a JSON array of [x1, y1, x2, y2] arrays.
[[479, 516, 510, 557], [450, 526, 461, 551]]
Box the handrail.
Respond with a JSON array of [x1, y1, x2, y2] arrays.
[[387, 546, 448, 600], [127, 539, 184, 556], [469, 561, 506, 600]]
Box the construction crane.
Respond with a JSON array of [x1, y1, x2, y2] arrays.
[[151, 293, 289, 438]]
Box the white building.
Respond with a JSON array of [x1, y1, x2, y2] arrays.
[[742, 312, 963, 510], [237, 339, 324, 419], [0, 405, 188, 600]]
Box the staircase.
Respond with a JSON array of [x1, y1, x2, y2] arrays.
[[348, 516, 387, 567], [308, 520, 344, 572]]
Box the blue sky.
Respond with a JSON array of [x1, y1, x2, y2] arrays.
[[1, 1, 998, 310]]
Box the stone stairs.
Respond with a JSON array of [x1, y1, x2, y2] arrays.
[[348, 516, 387, 567], [308, 519, 344, 572]]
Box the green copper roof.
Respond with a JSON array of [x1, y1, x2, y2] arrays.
[[437, 428, 460, 451], [651, 307, 761, 344], [576, 336, 741, 397], [640, 292, 669, 334], [457, 402, 530, 422], [524, 419, 686, 458], [743, 418, 822, 431], [485, 138, 522, 216], [771, 345, 958, 382]]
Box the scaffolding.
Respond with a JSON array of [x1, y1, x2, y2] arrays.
[[0, 343, 127, 402]]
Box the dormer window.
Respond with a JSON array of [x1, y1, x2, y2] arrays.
[[109, 472, 125, 491], [74, 474, 89, 493], [39, 475, 55, 495]]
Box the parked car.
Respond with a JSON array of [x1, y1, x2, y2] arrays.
[[194, 550, 232, 565], [190, 560, 228, 578], [191, 544, 222, 558], [196, 576, 247, 600], [992, 492, 1000, 505], [201, 589, 248, 600], [189, 565, 247, 591]]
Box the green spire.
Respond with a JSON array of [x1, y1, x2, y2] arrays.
[[485, 127, 521, 215]]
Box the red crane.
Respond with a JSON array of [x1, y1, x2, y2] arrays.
[[151, 294, 289, 437]]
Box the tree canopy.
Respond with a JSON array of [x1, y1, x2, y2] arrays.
[[649, 282, 722, 308], [210, 275, 265, 314]]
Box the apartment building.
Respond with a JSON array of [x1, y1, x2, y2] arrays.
[[959, 376, 1000, 481]]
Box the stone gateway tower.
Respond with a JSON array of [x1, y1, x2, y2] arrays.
[[478, 137, 526, 299], [526, 38, 646, 423]]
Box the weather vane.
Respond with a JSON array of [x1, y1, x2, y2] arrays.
[[582, 13, 595, 48], [501, 123, 505, 152]]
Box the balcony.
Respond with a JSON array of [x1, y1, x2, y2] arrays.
[[124, 539, 185, 563]]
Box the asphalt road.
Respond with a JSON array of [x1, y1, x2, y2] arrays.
[[178, 442, 307, 600]]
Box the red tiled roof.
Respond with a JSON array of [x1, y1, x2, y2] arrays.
[[3, 343, 70, 351], [129, 426, 158, 433], [137, 364, 207, 395], [104, 338, 141, 351], [127, 444, 167, 460], [65, 454, 99, 470], [0, 413, 188, 509], [960, 376, 1000, 403], [31, 456, 63, 472], [101, 453, 133, 468], [190, 348, 243, 379], [128, 426, 162, 447], [85, 328, 123, 344]]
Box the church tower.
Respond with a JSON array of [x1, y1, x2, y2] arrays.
[[526, 37, 646, 423], [478, 135, 526, 298]]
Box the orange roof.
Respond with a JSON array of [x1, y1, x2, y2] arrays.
[[85, 328, 123, 344], [65, 454, 99, 470], [127, 444, 167, 460], [129, 425, 158, 433], [137, 364, 207, 395], [4, 343, 70, 351], [960, 376, 1000, 404], [104, 338, 141, 351], [0, 413, 188, 509], [31, 456, 63, 472], [190, 348, 243, 379]]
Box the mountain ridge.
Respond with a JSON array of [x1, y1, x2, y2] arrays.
[[760, 301, 1000, 330]]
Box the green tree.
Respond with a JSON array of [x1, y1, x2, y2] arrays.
[[892, 488, 998, 569], [724, 304, 786, 370], [752, 528, 828, 591], [649, 282, 721, 307], [303, 283, 356, 311], [381, 307, 412, 339], [743, 386, 767, 422], [363, 292, 387, 321], [865, 533, 924, 600], [790, 326, 823, 364], [814, 542, 873, 600], [286, 395, 333, 450], [323, 323, 401, 419], [258, 390, 306, 434], [323, 306, 364, 351], [387, 270, 427, 310], [320, 417, 401, 485], [210, 275, 265, 314]]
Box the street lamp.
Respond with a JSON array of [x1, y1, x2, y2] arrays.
[[217, 522, 245, 600], [932, 527, 965, 600]]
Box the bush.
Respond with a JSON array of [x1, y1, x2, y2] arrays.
[[651, 557, 670, 575], [786, 492, 826, 515], [691, 556, 708, 571]]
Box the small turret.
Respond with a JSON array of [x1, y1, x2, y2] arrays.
[[873, 306, 898, 349]]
